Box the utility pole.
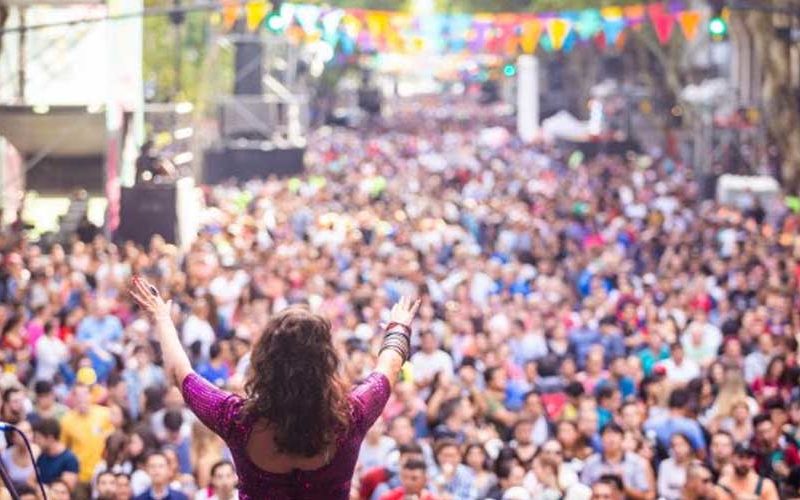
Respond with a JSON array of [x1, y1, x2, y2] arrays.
[[169, 0, 186, 99], [17, 7, 26, 102]]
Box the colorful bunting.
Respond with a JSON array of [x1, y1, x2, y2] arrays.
[[245, 1, 269, 32], [677, 10, 702, 41], [546, 18, 572, 51], [211, 0, 704, 57]]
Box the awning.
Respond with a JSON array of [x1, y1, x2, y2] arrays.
[[0, 105, 107, 158]]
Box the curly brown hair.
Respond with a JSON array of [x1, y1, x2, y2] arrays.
[[244, 306, 350, 457]]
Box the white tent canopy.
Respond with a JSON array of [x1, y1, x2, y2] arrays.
[[541, 110, 590, 142]]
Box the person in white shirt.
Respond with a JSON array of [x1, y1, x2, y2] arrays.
[[182, 298, 216, 362], [410, 331, 454, 399], [35, 320, 68, 381], [194, 460, 239, 500], [655, 343, 700, 386]]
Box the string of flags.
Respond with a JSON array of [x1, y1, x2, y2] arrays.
[[216, 0, 712, 56]]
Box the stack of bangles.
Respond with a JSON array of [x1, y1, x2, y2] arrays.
[[379, 322, 412, 362]]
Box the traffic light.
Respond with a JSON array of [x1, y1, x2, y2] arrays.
[[265, 11, 285, 33], [503, 63, 516, 77], [708, 15, 728, 39]]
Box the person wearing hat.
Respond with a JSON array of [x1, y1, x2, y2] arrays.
[[718, 443, 779, 500]]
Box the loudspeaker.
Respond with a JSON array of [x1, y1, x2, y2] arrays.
[[234, 39, 263, 96], [203, 145, 305, 184], [358, 89, 381, 114], [116, 178, 199, 248]]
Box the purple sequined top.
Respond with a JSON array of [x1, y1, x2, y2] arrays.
[[181, 371, 390, 500]]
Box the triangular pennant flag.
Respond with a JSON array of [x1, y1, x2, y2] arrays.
[[245, 1, 268, 32], [600, 6, 623, 20], [520, 19, 542, 54], [322, 9, 344, 36], [546, 18, 572, 51], [623, 5, 646, 26], [322, 9, 344, 35], [365, 11, 389, 39], [295, 4, 321, 33], [616, 29, 628, 49], [562, 30, 578, 52], [677, 10, 702, 41], [540, 31, 553, 52], [647, 3, 666, 18], [594, 31, 606, 50], [222, 0, 239, 30], [602, 17, 626, 45], [279, 3, 296, 28], [340, 33, 355, 54], [651, 12, 675, 45], [340, 13, 362, 38], [470, 19, 492, 53], [576, 9, 602, 40]]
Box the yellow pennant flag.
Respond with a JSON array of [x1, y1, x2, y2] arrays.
[[546, 18, 571, 51], [600, 6, 623, 20], [520, 19, 542, 54], [222, 0, 240, 31], [245, 0, 269, 32]]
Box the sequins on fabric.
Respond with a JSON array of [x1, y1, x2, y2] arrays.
[[181, 371, 391, 500]]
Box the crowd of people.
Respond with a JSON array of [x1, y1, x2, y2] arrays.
[[1, 96, 800, 500]]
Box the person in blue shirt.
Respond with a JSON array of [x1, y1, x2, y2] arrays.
[[196, 341, 230, 387], [134, 452, 188, 500], [76, 300, 123, 382], [33, 418, 79, 490], [644, 388, 706, 455]]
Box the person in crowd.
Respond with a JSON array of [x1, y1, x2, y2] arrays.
[[580, 423, 654, 500], [33, 418, 79, 491], [194, 460, 239, 500], [379, 459, 438, 500], [0, 420, 37, 490], [60, 383, 114, 490], [95, 470, 119, 499], [656, 432, 697, 500], [718, 444, 780, 500], [133, 451, 189, 500]]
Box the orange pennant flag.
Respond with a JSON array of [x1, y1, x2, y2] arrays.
[[677, 10, 702, 41], [546, 18, 571, 51], [245, 1, 269, 32], [623, 5, 646, 24], [520, 19, 542, 54], [222, 0, 239, 30]]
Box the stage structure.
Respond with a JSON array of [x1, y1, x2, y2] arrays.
[[202, 25, 309, 184], [0, 0, 144, 236]]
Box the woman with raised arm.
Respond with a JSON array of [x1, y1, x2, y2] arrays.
[[129, 276, 420, 500]]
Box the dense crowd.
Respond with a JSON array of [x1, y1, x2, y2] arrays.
[[1, 96, 800, 500]]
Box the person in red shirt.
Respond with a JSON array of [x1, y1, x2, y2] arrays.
[[380, 459, 439, 500]]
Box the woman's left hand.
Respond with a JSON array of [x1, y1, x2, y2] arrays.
[[130, 276, 171, 320]]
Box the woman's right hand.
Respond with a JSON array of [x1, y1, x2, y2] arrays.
[[388, 296, 421, 328], [130, 276, 171, 320]]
